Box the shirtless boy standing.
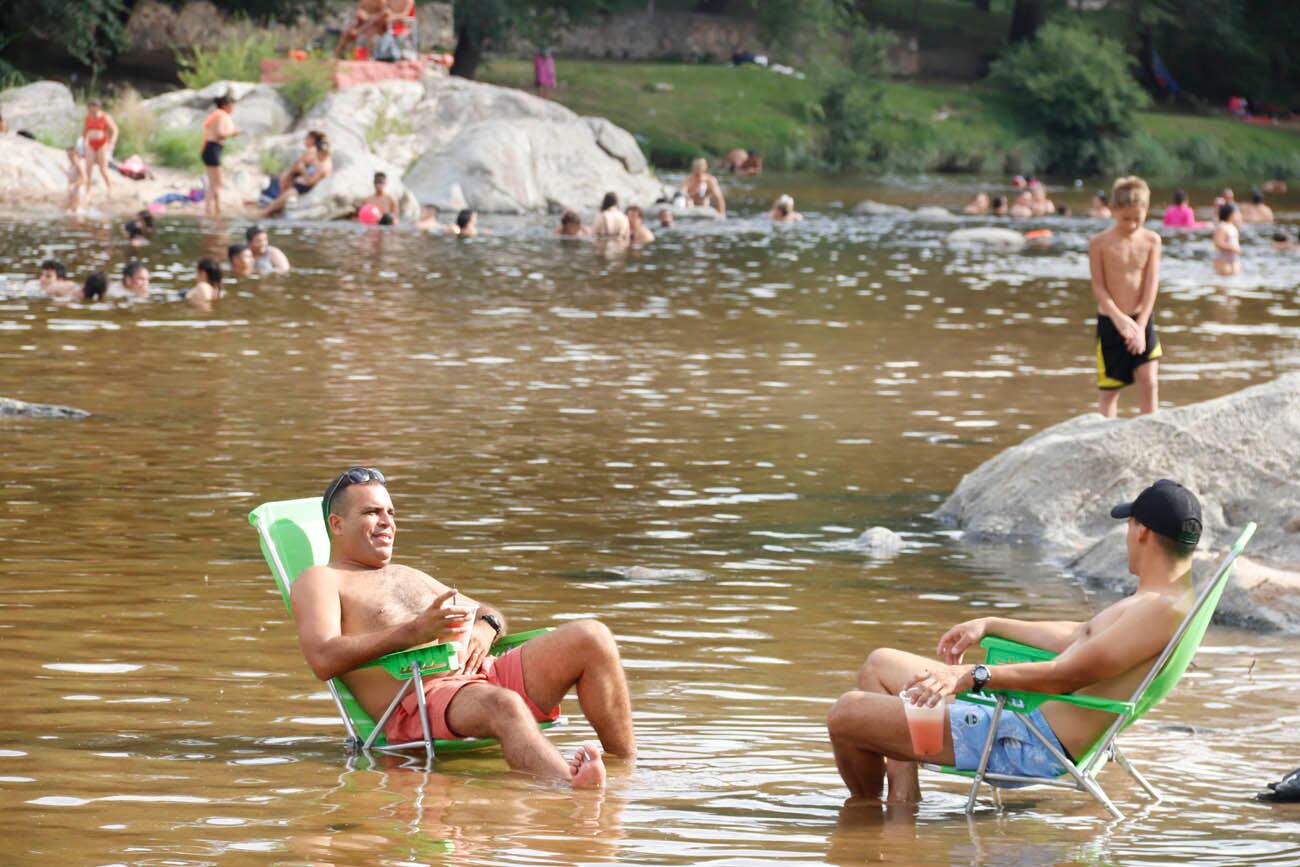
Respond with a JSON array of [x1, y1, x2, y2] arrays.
[[361, 172, 400, 226], [1088, 175, 1162, 417]]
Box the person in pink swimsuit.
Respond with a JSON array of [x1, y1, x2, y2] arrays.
[[1161, 189, 1203, 229]]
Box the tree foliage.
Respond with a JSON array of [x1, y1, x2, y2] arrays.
[[450, 0, 624, 80], [989, 20, 1149, 173], [0, 0, 130, 80]]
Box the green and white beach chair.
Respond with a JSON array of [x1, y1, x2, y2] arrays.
[[923, 522, 1256, 820], [248, 496, 562, 761]]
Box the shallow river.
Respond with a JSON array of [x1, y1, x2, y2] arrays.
[[2, 178, 1299, 865]]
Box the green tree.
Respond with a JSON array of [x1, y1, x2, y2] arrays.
[[989, 19, 1149, 173], [449, 0, 625, 80], [0, 0, 130, 82]]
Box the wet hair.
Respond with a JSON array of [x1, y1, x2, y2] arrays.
[[1172, 189, 1187, 206], [374, 171, 387, 184], [626, 204, 644, 219], [1274, 229, 1293, 243], [82, 271, 107, 301], [560, 209, 581, 227], [135, 210, 155, 235], [227, 243, 249, 263], [600, 192, 619, 211], [1094, 190, 1108, 204], [1219, 202, 1238, 222], [692, 157, 707, 172], [456, 209, 474, 229], [124, 219, 144, 239], [214, 93, 233, 109], [123, 260, 146, 281], [1251, 187, 1264, 204], [306, 130, 330, 156], [991, 195, 1006, 210], [245, 224, 267, 243], [41, 259, 67, 279], [1112, 176, 1150, 210], [197, 257, 222, 288], [1056, 203, 1072, 217]]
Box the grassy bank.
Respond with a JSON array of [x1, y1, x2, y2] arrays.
[[480, 59, 1300, 180]]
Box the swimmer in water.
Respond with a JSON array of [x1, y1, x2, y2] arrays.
[[1272, 230, 1299, 252], [963, 192, 990, 215], [80, 271, 108, 303], [590, 192, 630, 239], [39, 259, 79, 298], [361, 171, 400, 226], [185, 257, 222, 309], [990, 195, 1008, 216], [679, 157, 726, 217], [1009, 190, 1034, 218], [1212, 202, 1243, 276], [227, 243, 256, 277], [417, 205, 442, 232], [556, 209, 588, 237], [1089, 190, 1111, 219], [246, 225, 291, 274], [626, 205, 655, 245], [1239, 188, 1274, 223], [454, 209, 478, 237], [124, 218, 149, 247], [119, 260, 150, 298], [768, 194, 803, 222], [658, 208, 674, 229]]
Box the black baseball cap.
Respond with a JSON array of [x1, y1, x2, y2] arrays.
[[1110, 479, 1202, 546]]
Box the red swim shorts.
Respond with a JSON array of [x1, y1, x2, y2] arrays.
[[382, 645, 561, 744]]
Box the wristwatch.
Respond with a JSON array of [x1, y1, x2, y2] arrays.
[[970, 664, 991, 694], [479, 612, 504, 641]]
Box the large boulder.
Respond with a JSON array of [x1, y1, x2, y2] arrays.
[[295, 80, 425, 161], [0, 135, 72, 200], [229, 85, 296, 137], [404, 118, 664, 214], [0, 81, 77, 141], [283, 149, 418, 222], [936, 373, 1300, 630]]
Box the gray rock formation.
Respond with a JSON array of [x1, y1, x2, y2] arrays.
[[936, 373, 1300, 630], [853, 526, 905, 557], [0, 135, 75, 200], [0, 397, 90, 419], [0, 81, 77, 141], [283, 150, 418, 222], [230, 86, 296, 137]]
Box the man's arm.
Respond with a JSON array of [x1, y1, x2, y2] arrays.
[[449, 593, 507, 675], [937, 616, 1081, 663], [269, 247, 291, 272], [291, 567, 464, 681]]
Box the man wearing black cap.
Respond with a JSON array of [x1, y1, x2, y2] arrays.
[[827, 479, 1202, 803]]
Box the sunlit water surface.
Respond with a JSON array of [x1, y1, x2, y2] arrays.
[[2, 178, 1299, 865]]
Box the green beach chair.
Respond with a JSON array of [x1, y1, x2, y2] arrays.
[[248, 496, 562, 761], [922, 522, 1256, 820]]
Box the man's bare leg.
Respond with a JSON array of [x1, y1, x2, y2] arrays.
[[1136, 361, 1158, 414], [1098, 388, 1120, 418], [827, 648, 956, 802], [517, 620, 636, 758], [444, 683, 605, 788]]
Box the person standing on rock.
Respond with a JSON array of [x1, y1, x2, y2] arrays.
[[82, 99, 118, 202], [200, 94, 239, 218], [828, 479, 1201, 805], [1089, 175, 1162, 418]]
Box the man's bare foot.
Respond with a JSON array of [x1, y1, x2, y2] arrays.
[[569, 742, 606, 789]]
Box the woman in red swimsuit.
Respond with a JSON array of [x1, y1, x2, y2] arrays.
[[82, 99, 119, 201]]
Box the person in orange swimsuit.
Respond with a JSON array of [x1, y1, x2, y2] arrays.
[[82, 99, 119, 201], [200, 93, 239, 218]]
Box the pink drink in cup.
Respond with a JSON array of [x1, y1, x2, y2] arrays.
[[900, 689, 946, 756]]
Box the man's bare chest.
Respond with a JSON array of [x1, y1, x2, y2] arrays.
[[339, 567, 440, 631]]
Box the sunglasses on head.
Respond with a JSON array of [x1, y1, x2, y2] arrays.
[[322, 467, 386, 519]]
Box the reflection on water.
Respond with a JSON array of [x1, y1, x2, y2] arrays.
[[2, 182, 1299, 865]]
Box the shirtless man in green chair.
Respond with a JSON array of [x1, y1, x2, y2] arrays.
[[827, 479, 1202, 802], [291, 467, 636, 788]]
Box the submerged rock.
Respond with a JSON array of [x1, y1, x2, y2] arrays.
[[0, 397, 90, 419], [946, 227, 1026, 250], [853, 526, 904, 556], [936, 373, 1300, 631], [853, 199, 909, 216]]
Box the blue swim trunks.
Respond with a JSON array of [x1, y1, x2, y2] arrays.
[[949, 700, 1071, 788]]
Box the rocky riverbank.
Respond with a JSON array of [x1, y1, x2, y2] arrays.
[[936, 373, 1300, 632], [0, 71, 667, 220]]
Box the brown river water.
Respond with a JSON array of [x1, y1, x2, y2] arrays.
[[1, 177, 1299, 865]]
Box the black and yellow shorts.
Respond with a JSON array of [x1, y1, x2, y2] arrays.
[[1096, 314, 1162, 390]]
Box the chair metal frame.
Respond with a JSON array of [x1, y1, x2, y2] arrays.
[[922, 522, 1256, 820]]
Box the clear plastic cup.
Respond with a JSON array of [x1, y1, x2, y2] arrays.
[[445, 595, 478, 671], [900, 688, 947, 756]]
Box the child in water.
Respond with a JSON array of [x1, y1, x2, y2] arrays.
[[185, 257, 222, 310], [1088, 175, 1162, 418], [1212, 203, 1243, 276]]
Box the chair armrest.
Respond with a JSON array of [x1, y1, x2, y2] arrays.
[[969, 637, 1132, 716], [359, 643, 457, 679], [491, 627, 551, 656], [980, 635, 1059, 665]]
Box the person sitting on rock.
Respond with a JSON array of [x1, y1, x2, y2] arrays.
[[768, 194, 802, 223], [261, 131, 332, 219], [679, 157, 726, 217], [454, 209, 479, 237], [828, 480, 1202, 805], [556, 209, 588, 237], [38, 260, 78, 298], [246, 226, 291, 274], [336, 0, 406, 59], [589, 192, 629, 240], [626, 205, 654, 245], [360, 172, 400, 226], [228, 243, 256, 278]]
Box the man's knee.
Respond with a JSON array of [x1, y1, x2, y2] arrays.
[[827, 690, 870, 740], [858, 647, 900, 685], [478, 687, 533, 732], [562, 618, 617, 657]]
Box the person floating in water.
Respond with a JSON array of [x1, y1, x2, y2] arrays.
[[246, 225, 291, 274], [1089, 175, 1162, 418], [118, 261, 151, 299], [626, 205, 654, 245], [200, 93, 239, 218], [768, 194, 802, 223], [1212, 202, 1244, 276], [556, 209, 588, 237], [81, 99, 118, 202], [39, 260, 78, 298], [184, 257, 222, 310], [679, 157, 726, 217], [291, 469, 636, 788], [827, 480, 1201, 805], [454, 209, 479, 237]]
